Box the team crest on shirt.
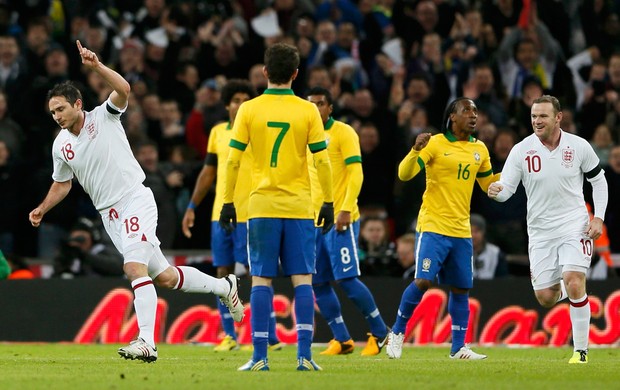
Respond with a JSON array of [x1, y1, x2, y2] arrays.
[[86, 121, 98, 140], [421, 258, 431, 272], [562, 147, 574, 168], [473, 152, 480, 162]]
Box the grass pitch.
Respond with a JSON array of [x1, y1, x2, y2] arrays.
[[0, 343, 618, 390]]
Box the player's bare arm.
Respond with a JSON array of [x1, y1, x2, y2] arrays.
[[182, 165, 216, 238], [76, 40, 130, 109], [29, 180, 72, 227]]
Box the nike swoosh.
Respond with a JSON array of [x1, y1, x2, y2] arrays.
[[444, 153, 452, 156], [343, 266, 353, 272]]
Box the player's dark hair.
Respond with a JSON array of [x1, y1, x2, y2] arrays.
[[306, 86, 333, 105], [221, 79, 257, 106], [47, 81, 83, 106], [533, 95, 562, 114], [264, 43, 299, 85], [441, 97, 471, 133]]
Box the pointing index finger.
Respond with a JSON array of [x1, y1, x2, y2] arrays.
[[76, 40, 83, 52]]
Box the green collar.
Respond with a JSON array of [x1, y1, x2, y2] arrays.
[[445, 130, 474, 142], [325, 117, 335, 130], [226, 121, 231, 130], [263, 88, 295, 95]]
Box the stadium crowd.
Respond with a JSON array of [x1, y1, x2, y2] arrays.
[[0, 0, 619, 278]]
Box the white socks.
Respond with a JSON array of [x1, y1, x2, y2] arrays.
[[174, 266, 229, 296], [569, 294, 590, 351], [131, 276, 157, 348]]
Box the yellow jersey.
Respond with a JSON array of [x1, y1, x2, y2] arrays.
[[228, 88, 327, 219], [309, 117, 362, 221], [399, 132, 497, 238], [207, 122, 252, 222]]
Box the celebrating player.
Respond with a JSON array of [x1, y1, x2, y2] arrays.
[[29, 41, 244, 363], [488, 95, 608, 364], [386, 97, 496, 360], [219, 43, 334, 371]]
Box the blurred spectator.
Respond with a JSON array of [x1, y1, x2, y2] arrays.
[[560, 107, 579, 135], [185, 78, 228, 159], [0, 34, 28, 110], [52, 217, 124, 278], [579, 55, 612, 140], [590, 124, 615, 168], [357, 121, 397, 212], [465, 62, 508, 127], [605, 145, 620, 252], [566, 46, 602, 111], [22, 16, 54, 83], [585, 203, 615, 280], [507, 75, 544, 138], [358, 215, 399, 277], [481, 0, 522, 44], [476, 122, 498, 153], [4, 252, 35, 279], [0, 139, 25, 254], [471, 214, 509, 280], [248, 62, 268, 94], [0, 91, 25, 160], [395, 233, 416, 279], [315, 0, 362, 34], [496, 6, 564, 101], [160, 61, 200, 118], [134, 139, 181, 249], [401, 72, 450, 131]]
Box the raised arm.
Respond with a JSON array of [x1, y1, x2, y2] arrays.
[[76, 40, 130, 109], [29, 180, 72, 227]]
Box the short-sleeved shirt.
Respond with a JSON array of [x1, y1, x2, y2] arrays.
[[498, 130, 600, 241], [52, 97, 144, 210], [416, 132, 494, 238], [308, 117, 362, 221], [229, 88, 326, 219], [207, 121, 252, 222]]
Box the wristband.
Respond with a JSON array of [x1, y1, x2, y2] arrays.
[[187, 201, 197, 210]]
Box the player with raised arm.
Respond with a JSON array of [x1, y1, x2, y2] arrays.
[[29, 41, 244, 363], [306, 86, 389, 356], [181, 79, 281, 352], [386, 97, 497, 360], [488, 95, 608, 364], [219, 43, 334, 372]]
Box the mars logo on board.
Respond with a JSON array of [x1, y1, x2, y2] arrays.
[[73, 289, 620, 346]]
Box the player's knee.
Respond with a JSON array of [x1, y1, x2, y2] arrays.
[[124, 242, 155, 280], [534, 291, 557, 308], [123, 261, 147, 281], [154, 266, 178, 289]]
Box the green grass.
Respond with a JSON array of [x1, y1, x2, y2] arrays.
[[0, 344, 618, 390]]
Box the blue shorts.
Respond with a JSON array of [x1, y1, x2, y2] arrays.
[[248, 218, 315, 277], [415, 231, 473, 289], [211, 221, 249, 267], [314, 220, 361, 284]]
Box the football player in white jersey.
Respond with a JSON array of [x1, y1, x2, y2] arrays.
[[488, 95, 609, 364], [28, 41, 245, 362]]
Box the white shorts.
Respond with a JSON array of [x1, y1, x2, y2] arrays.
[[99, 185, 170, 278], [529, 232, 592, 290]]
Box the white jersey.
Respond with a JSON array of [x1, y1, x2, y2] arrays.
[[51, 97, 145, 210], [497, 130, 599, 242]]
